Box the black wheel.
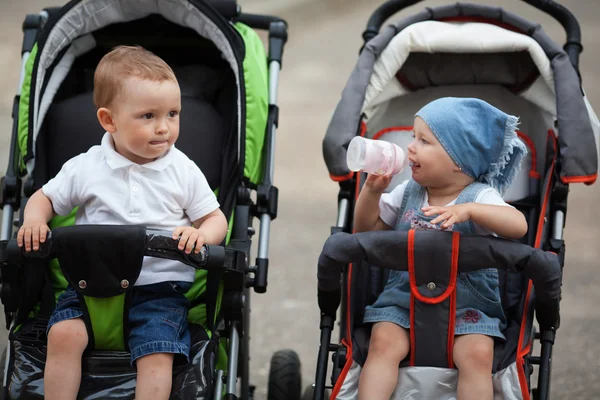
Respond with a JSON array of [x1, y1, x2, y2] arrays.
[[267, 349, 301, 400], [302, 384, 331, 400]]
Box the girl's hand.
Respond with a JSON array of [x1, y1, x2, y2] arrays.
[[363, 173, 393, 194], [422, 204, 473, 229]]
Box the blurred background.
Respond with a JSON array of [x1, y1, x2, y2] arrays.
[[0, 0, 599, 398]]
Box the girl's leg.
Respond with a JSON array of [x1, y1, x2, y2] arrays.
[[453, 334, 494, 400], [135, 353, 175, 400], [44, 318, 88, 400], [358, 322, 410, 400]]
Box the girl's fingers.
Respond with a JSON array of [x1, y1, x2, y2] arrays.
[[431, 212, 452, 225], [423, 207, 444, 217], [442, 215, 458, 228]]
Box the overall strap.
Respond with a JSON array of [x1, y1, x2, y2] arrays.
[[452, 182, 491, 235], [394, 179, 426, 230]]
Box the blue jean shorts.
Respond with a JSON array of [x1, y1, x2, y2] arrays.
[[47, 281, 193, 365], [363, 268, 507, 339]]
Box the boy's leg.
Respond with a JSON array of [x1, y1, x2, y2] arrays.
[[129, 282, 192, 400], [44, 318, 88, 400], [453, 334, 494, 400], [135, 353, 175, 400], [358, 322, 410, 400]]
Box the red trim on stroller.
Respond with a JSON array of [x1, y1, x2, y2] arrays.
[[448, 233, 459, 369], [408, 230, 459, 304], [408, 231, 459, 367], [516, 129, 557, 400], [561, 173, 597, 184], [330, 166, 365, 399], [330, 172, 355, 182], [373, 126, 413, 141], [516, 130, 541, 179], [331, 338, 353, 399], [395, 70, 419, 92], [409, 289, 416, 366]]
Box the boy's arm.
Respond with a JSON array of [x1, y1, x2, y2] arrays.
[[17, 189, 56, 251], [354, 174, 394, 233], [173, 208, 228, 254], [192, 208, 228, 245], [468, 203, 528, 239]]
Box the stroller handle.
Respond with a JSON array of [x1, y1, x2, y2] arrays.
[[363, 0, 582, 69], [0, 225, 226, 271], [236, 13, 288, 31], [206, 0, 240, 19]]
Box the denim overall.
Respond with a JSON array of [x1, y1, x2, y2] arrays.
[[363, 179, 507, 339]]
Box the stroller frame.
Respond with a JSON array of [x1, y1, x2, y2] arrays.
[[0, 1, 288, 399], [311, 0, 590, 399]]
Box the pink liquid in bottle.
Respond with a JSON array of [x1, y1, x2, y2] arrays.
[[347, 136, 408, 175]]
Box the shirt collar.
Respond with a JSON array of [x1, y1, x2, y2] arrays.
[[101, 132, 175, 171]]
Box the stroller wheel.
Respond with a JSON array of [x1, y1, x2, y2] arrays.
[[267, 349, 301, 400], [302, 384, 331, 400]]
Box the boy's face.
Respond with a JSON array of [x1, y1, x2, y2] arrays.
[[408, 116, 462, 187], [100, 77, 181, 165]]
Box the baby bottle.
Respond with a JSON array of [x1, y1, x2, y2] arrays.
[[346, 136, 408, 175]]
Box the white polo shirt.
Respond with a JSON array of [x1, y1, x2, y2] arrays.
[[42, 132, 220, 285]]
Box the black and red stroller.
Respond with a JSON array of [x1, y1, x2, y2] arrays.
[[313, 1, 599, 399]]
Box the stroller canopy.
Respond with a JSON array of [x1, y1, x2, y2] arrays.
[[18, 0, 269, 185], [324, 3, 599, 185]]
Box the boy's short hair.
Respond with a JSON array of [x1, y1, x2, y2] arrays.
[[93, 45, 177, 108]]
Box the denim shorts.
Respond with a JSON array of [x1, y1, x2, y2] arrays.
[[363, 268, 507, 339], [48, 281, 193, 365]]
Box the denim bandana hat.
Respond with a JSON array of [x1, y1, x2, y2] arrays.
[[415, 97, 527, 194]]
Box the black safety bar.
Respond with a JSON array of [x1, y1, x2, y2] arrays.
[[0, 226, 226, 271]]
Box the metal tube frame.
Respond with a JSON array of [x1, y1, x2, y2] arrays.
[[226, 322, 240, 396], [255, 60, 281, 261]]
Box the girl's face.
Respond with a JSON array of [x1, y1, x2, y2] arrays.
[[407, 117, 463, 188]]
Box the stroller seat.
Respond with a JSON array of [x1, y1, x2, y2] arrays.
[[0, 1, 289, 399], [315, 2, 599, 400]]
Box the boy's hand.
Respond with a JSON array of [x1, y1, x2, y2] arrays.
[[422, 204, 473, 229], [17, 221, 51, 252], [173, 226, 206, 254], [363, 173, 393, 194]]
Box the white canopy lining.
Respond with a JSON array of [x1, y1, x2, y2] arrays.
[[361, 20, 600, 162], [362, 21, 557, 120]]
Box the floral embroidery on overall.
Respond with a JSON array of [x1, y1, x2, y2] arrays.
[[401, 208, 453, 232], [462, 309, 482, 323]]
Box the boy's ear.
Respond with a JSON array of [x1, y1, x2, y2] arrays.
[[97, 108, 116, 133]]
